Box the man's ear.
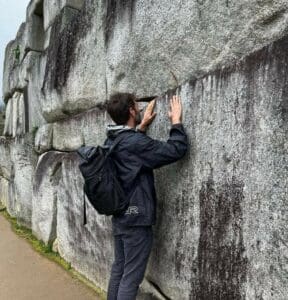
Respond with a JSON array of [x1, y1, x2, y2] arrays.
[[129, 106, 135, 117]]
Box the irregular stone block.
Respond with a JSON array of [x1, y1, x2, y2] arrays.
[[32, 151, 66, 244], [42, 3, 106, 121], [0, 110, 5, 136], [2, 25, 26, 100], [0, 177, 9, 208], [2, 35, 42, 102], [34, 124, 53, 153], [26, 53, 47, 130], [3, 99, 12, 136], [0, 137, 12, 181], [3, 134, 38, 228], [3, 92, 26, 137], [43, 0, 84, 31], [56, 152, 114, 291], [51, 107, 108, 151], [43, 0, 61, 31], [63, 0, 84, 10], [24, 14, 45, 52], [1, 1, 288, 298], [144, 38, 288, 299]]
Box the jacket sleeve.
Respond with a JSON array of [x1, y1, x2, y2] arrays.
[[131, 123, 188, 169]]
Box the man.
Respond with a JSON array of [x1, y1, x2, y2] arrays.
[[105, 93, 188, 299]]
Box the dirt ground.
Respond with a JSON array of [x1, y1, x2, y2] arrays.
[[0, 213, 100, 300]]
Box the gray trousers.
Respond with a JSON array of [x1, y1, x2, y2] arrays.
[[107, 224, 153, 300]]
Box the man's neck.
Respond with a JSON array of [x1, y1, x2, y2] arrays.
[[126, 120, 136, 129]]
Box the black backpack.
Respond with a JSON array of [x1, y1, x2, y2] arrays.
[[76, 132, 129, 225]]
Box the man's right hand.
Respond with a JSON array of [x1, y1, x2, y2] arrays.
[[138, 99, 157, 132], [168, 95, 182, 124]]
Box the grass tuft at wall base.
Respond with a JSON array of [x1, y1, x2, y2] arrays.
[[0, 208, 106, 300]]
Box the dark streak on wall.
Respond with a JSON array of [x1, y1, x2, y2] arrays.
[[197, 175, 248, 300], [42, 1, 93, 92], [104, 0, 136, 46], [33, 152, 65, 193]]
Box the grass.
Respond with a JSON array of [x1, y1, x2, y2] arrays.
[[0, 208, 106, 300], [31, 126, 39, 140]]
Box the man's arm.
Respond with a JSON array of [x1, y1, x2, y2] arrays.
[[133, 95, 188, 169], [132, 122, 188, 169]]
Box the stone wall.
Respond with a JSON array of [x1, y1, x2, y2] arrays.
[[0, 108, 4, 135], [1, 0, 287, 299]]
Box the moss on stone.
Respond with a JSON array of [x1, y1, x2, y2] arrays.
[[31, 126, 39, 139], [0, 208, 106, 300]]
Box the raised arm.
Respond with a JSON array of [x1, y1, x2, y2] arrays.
[[133, 95, 188, 169]]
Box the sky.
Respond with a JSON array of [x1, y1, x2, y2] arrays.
[[0, 0, 30, 107]]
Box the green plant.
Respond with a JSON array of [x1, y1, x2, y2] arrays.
[[12, 45, 20, 63], [31, 126, 39, 139]]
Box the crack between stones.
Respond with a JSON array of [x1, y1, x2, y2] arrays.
[[146, 279, 172, 300], [20, 48, 42, 64]]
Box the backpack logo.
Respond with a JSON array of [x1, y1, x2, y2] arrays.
[[125, 206, 139, 215]]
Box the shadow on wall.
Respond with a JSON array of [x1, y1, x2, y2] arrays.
[[0, 106, 5, 135]]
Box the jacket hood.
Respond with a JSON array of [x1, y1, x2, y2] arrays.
[[106, 124, 136, 139]]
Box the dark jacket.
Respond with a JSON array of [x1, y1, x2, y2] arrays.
[[104, 123, 188, 226]]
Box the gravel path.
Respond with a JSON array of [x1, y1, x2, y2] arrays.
[[0, 213, 100, 300]]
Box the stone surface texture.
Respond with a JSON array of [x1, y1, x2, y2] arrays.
[[1, 0, 287, 299]]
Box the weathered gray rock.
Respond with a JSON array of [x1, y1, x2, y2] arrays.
[[0, 134, 38, 227], [3, 92, 26, 137], [144, 38, 288, 299], [26, 53, 47, 131], [40, 0, 288, 122], [0, 108, 5, 136], [41, 2, 106, 122], [0, 177, 9, 208], [32, 151, 65, 244], [0, 137, 12, 208], [52, 107, 108, 151], [56, 152, 114, 291], [0, 137, 12, 180], [34, 124, 53, 153], [43, 0, 84, 31], [1, 0, 288, 299], [2, 25, 26, 101]]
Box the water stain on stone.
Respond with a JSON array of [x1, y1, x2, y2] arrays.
[[42, 1, 92, 92], [196, 175, 248, 300], [33, 152, 65, 192], [105, 0, 136, 46]]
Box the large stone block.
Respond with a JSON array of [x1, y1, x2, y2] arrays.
[[51, 107, 109, 151], [43, 0, 84, 31], [1, 0, 288, 298], [2, 25, 26, 101], [41, 2, 106, 122], [34, 124, 53, 154], [32, 151, 66, 244], [0, 134, 37, 227], [0, 137, 12, 181], [56, 152, 114, 291], [0, 137, 12, 209], [0, 177, 9, 208], [3, 92, 26, 137], [2, 36, 43, 111], [143, 37, 288, 299], [40, 0, 288, 122], [26, 53, 47, 131]]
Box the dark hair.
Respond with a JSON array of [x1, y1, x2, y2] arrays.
[[107, 92, 136, 125]]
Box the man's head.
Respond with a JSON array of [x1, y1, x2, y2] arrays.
[[107, 92, 141, 126]]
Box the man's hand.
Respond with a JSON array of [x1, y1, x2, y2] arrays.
[[138, 99, 157, 132], [168, 95, 182, 124]]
